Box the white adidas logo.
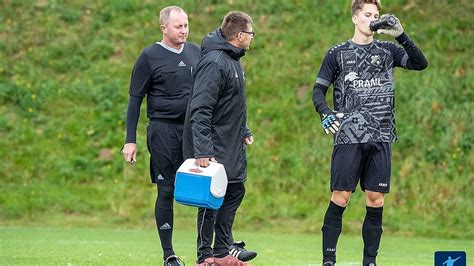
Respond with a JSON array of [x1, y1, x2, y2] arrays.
[[159, 223, 171, 230], [178, 61, 186, 67]]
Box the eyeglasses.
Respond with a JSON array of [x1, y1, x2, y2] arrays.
[[241, 30, 256, 38]]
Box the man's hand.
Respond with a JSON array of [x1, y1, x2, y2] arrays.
[[195, 157, 217, 168], [321, 112, 344, 134], [377, 14, 404, 38], [122, 143, 137, 164], [244, 135, 254, 145]]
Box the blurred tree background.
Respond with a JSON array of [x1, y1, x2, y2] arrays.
[[1, 0, 472, 239]]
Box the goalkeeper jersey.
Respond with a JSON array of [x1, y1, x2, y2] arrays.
[[316, 39, 412, 144]]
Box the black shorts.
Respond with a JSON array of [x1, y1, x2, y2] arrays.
[[331, 142, 391, 193], [147, 119, 184, 185]]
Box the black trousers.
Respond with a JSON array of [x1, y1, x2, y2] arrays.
[[196, 182, 246, 262]]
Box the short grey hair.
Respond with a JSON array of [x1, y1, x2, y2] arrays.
[[159, 6, 186, 25]]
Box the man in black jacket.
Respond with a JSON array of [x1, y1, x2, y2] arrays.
[[122, 6, 201, 266], [183, 11, 256, 266], [312, 1, 428, 265]]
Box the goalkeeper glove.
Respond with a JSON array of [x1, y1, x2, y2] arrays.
[[377, 14, 404, 38], [321, 112, 344, 135]]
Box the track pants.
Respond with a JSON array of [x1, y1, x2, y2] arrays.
[[196, 182, 246, 262]]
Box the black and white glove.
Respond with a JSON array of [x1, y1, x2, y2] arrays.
[[377, 14, 404, 38], [321, 112, 344, 135]]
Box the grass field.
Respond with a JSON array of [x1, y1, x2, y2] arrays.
[[2, 0, 473, 240], [0, 226, 471, 265]]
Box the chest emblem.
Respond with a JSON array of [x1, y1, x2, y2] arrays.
[[370, 55, 381, 66]]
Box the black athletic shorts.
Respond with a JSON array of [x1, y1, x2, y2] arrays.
[[146, 119, 184, 185], [330, 142, 391, 193]]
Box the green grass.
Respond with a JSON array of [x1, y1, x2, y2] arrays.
[[1, 0, 473, 239], [1, 226, 472, 265]]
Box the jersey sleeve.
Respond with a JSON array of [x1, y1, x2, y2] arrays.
[[392, 33, 428, 70], [391, 41, 409, 69], [312, 82, 331, 117], [128, 50, 152, 97], [316, 49, 338, 87], [125, 95, 143, 143], [192, 43, 203, 59]]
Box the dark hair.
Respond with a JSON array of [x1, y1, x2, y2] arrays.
[[351, 0, 381, 16], [220, 11, 253, 41]]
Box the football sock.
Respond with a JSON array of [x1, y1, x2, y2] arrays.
[[156, 185, 175, 260], [322, 201, 346, 262], [362, 206, 383, 264]]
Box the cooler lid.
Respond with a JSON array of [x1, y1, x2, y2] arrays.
[[178, 159, 228, 198], [209, 162, 227, 198]]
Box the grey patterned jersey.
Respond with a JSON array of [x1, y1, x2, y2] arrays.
[[316, 39, 410, 144]]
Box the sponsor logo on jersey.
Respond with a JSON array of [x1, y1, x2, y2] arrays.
[[178, 61, 186, 67], [345, 72, 382, 88], [343, 52, 357, 67], [353, 78, 382, 88]]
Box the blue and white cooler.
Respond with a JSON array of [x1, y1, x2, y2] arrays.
[[174, 159, 228, 210]]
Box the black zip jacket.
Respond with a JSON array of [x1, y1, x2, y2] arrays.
[[183, 29, 251, 183]]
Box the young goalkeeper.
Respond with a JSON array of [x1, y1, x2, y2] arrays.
[[312, 1, 428, 265]]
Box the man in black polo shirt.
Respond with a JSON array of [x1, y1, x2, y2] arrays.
[[122, 6, 200, 266], [312, 1, 428, 265]]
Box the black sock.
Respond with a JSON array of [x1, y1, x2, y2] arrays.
[[362, 206, 383, 264], [156, 185, 175, 260], [322, 201, 346, 263]]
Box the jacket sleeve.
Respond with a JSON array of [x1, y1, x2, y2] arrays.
[[245, 126, 252, 137], [189, 61, 223, 158]]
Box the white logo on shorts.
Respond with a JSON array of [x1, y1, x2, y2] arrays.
[[378, 183, 388, 187]]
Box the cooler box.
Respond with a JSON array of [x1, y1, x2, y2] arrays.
[[174, 159, 228, 210]]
